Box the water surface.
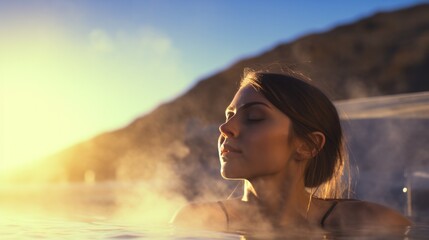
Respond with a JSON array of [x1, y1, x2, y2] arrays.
[[1, 182, 427, 239]]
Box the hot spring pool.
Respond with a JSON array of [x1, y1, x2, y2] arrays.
[[1, 215, 429, 239], [1, 182, 428, 239]]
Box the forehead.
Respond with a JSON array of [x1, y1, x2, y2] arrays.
[[227, 85, 271, 110]]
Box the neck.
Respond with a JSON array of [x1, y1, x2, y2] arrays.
[[241, 173, 312, 226]]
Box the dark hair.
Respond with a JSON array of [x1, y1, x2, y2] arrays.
[[240, 69, 348, 198]]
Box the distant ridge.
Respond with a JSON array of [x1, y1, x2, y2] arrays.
[[11, 4, 429, 201]]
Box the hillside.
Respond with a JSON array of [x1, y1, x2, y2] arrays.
[[11, 3, 429, 201]]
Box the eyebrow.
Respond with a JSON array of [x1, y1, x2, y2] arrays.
[[226, 101, 271, 113]]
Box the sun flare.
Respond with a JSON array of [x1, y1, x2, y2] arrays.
[[0, 15, 186, 178]]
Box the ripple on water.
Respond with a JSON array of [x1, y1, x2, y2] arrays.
[[1, 215, 429, 239]]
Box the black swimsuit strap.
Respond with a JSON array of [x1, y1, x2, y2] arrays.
[[320, 201, 338, 228], [217, 201, 230, 229]]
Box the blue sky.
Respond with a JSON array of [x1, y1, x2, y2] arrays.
[[0, 0, 424, 171]]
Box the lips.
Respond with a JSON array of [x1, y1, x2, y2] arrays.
[[220, 144, 242, 155]]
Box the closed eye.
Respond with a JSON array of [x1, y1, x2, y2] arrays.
[[246, 118, 264, 123], [225, 102, 271, 120]]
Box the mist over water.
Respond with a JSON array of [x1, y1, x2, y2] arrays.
[[1, 92, 428, 239], [336, 91, 429, 223]]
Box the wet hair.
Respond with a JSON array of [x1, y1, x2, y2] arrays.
[[240, 69, 349, 199]]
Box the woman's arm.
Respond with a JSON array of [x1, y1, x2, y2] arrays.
[[363, 201, 412, 227]]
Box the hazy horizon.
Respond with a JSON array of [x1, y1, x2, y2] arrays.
[[0, 0, 423, 173]]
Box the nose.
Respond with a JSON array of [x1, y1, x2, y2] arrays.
[[219, 118, 237, 139]]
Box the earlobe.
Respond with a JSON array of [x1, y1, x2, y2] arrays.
[[295, 132, 326, 160]]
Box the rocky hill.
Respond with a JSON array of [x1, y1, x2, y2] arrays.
[[11, 3, 429, 201]]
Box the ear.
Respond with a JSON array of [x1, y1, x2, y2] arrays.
[[295, 131, 326, 160], [309, 131, 326, 157]]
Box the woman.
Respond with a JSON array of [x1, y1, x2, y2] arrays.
[[171, 70, 411, 233]]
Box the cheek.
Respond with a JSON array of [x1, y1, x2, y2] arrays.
[[243, 125, 293, 169]]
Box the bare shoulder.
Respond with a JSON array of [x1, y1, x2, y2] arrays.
[[332, 200, 412, 228], [170, 201, 227, 231]]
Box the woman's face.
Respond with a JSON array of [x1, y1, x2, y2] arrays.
[[218, 84, 298, 180]]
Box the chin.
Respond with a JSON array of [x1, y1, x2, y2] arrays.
[[220, 166, 247, 180]]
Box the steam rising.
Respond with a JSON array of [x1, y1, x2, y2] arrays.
[[1, 91, 428, 227], [336, 91, 429, 222]]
